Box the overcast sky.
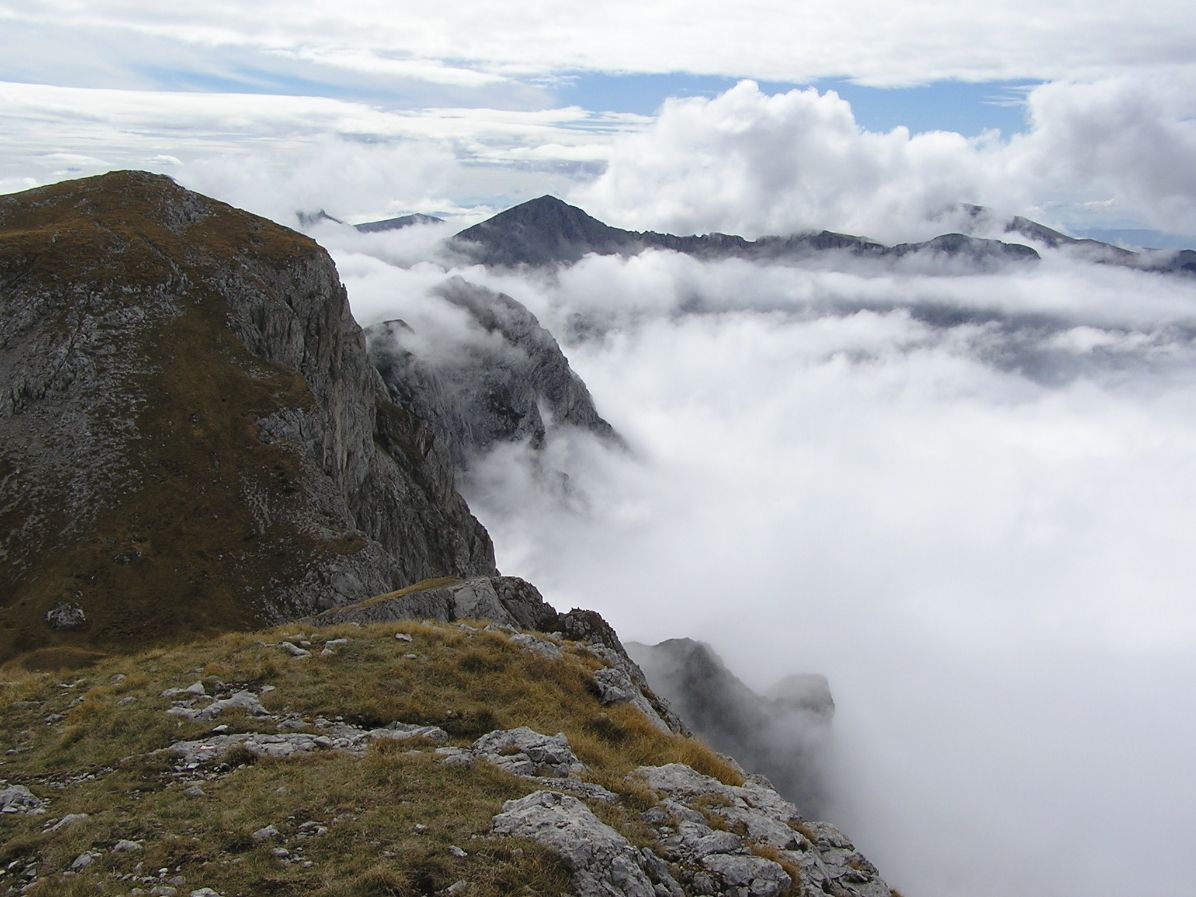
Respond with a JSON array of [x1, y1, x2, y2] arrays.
[[2, 2, 1195, 241]]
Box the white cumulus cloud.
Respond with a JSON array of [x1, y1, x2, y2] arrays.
[[573, 73, 1196, 241]]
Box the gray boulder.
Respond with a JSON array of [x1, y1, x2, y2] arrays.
[[636, 763, 891, 897], [491, 791, 665, 897], [471, 727, 584, 778], [0, 784, 45, 815]]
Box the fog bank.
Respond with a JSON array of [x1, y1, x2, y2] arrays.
[[335, 232, 1196, 897]]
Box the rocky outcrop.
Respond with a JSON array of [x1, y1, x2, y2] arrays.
[[487, 742, 893, 897], [492, 791, 664, 897], [451, 194, 1038, 269], [0, 171, 495, 662], [305, 575, 559, 631], [366, 276, 618, 466], [629, 639, 834, 816], [636, 763, 891, 897]]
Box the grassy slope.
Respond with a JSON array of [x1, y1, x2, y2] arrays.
[[0, 618, 745, 897]]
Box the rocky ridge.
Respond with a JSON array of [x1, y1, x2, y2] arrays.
[[366, 277, 618, 466], [0, 172, 495, 664], [452, 194, 1039, 269], [0, 591, 893, 897]]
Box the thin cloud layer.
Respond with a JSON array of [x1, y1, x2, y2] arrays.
[[574, 75, 1196, 240], [5, 1, 1194, 86], [327, 232, 1196, 897], [0, 81, 636, 217]]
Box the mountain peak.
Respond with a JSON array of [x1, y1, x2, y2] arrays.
[[0, 170, 495, 663], [453, 195, 635, 266]]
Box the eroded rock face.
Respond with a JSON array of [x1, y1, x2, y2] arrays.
[[366, 276, 619, 467], [628, 638, 834, 815], [0, 171, 496, 661]]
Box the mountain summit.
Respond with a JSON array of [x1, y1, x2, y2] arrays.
[[453, 195, 638, 266], [0, 172, 495, 665]]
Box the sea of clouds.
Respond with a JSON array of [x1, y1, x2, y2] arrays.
[[321, 218, 1196, 897]]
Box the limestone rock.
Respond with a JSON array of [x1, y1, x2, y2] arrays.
[[592, 667, 671, 734], [634, 763, 892, 897], [69, 852, 97, 871], [47, 812, 89, 832], [0, 784, 45, 815], [0, 171, 496, 662], [165, 718, 449, 766], [183, 690, 268, 722], [365, 722, 448, 745], [508, 632, 563, 661], [700, 853, 791, 897], [471, 727, 583, 778], [491, 791, 663, 897]]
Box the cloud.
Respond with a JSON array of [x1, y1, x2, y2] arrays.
[[6, 1, 1195, 86], [329, 236, 1196, 897], [572, 74, 1196, 241], [0, 80, 644, 220]]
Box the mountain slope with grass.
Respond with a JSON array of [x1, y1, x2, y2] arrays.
[[0, 172, 495, 666], [0, 577, 895, 897]]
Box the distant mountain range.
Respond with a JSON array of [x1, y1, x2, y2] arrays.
[[316, 194, 1194, 276], [450, 195, 1040, 269], [444, 195, 1193, 275]]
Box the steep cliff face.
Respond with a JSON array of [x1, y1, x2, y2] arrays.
[[0, 171, 495, 664], [366, 276, 618, 466]]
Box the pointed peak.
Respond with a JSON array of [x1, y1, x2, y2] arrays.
[[488, 194, 595, 223]]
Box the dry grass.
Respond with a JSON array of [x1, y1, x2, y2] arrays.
[[0, 617, 746, 897]]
